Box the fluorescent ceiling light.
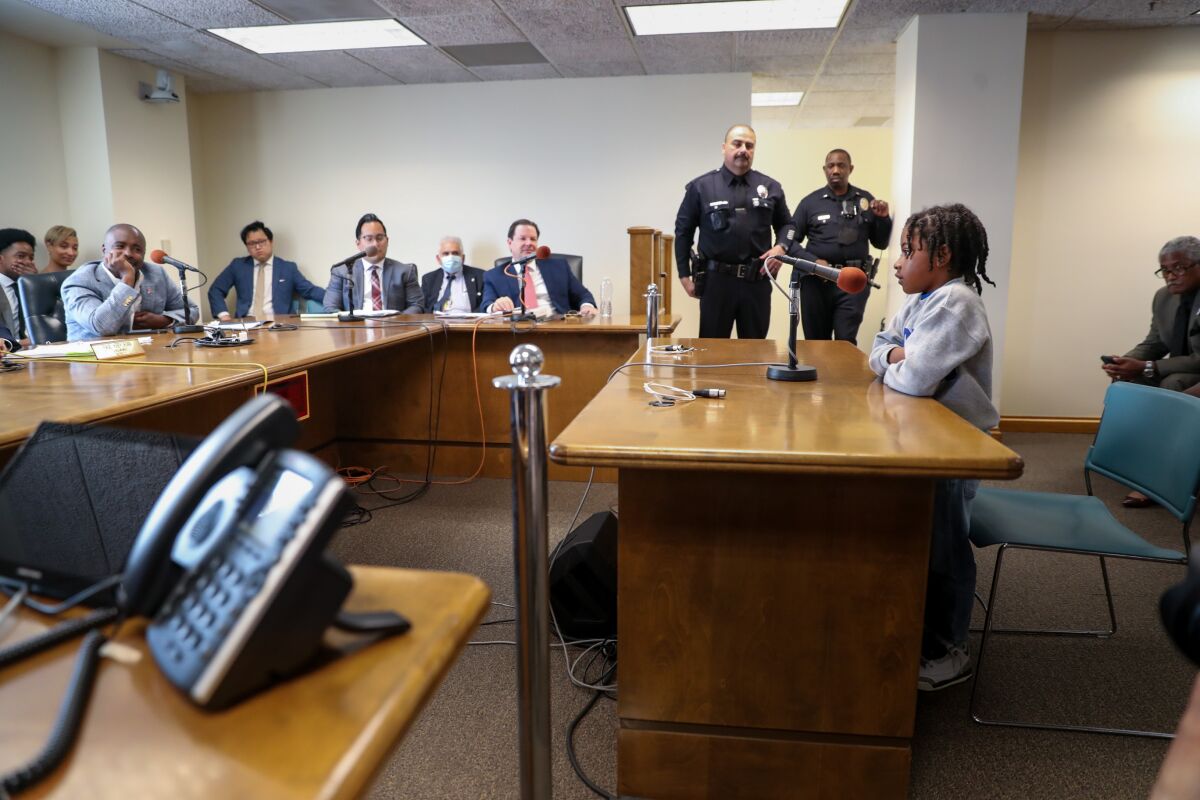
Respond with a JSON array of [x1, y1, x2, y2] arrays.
[[752, 91, 803, 106], [209, 19, 424, 54], [625, 0, 848, 36]]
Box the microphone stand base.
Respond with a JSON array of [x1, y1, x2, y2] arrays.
[[766, 364, 817, 382], [172, 324, 204, 334], [337, 313, 365, 322]]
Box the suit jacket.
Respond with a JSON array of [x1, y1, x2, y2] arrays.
[[481, 258, 596, 315], [0, 278, 21, 339], [63, 261, 200, 340], [420, 265, 485, 313], [208, 256, 325, 318], [1126, 286, 1200, 377], [323, 258, 423, 314], [0, 324, 17, 352]]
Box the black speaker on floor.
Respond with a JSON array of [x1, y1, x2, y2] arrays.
[[0, 422, 198, 603], [550, 511, 618, 641]]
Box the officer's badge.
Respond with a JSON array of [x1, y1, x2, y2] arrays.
[[859, 196, 870, 212], [757, 185, 769, 199]]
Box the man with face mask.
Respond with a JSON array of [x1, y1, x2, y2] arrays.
[[420, 235, 485, 313]]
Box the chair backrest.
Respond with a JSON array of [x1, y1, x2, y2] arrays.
[[289, 298, 324, 314], [1086, 382, 1200, 521], [493, 253, 584, 282], [18, 269, 73, 344]]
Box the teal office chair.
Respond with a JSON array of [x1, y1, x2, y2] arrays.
[[289, 298, 325, 314], [968, 381, 1200, 738]]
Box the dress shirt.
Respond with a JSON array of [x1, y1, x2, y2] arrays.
[[251, 256, 275, 318], [442, 272, 472, 313], [0, 273, 20, 337], [101, 264, 144, 317], [363, 260, 384, 311]]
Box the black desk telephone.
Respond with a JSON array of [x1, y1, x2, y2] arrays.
[[1, 395, 408, 795]]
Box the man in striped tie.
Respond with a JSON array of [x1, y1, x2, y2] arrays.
[[322, 213, 423, 314]]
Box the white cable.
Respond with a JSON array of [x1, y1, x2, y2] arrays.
[[0, 583, 29, 638], [643, 381, 695, 404]]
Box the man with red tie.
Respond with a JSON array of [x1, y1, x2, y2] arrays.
[[322, 213, 423, 314], [482, 219, 597, 317]]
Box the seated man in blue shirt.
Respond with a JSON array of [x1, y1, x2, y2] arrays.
[[208, 220, 325, 321], [62, 224, 199, 340], [482, 219, 597, 317]]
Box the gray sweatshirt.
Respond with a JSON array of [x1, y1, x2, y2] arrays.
[[869, 277, 999, 431]]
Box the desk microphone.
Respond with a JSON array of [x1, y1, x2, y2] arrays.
[[149, 250, 203, 334], [149, 250, 201, 273], [511, 245, 552, 267], [774, 254, 872, 293], [331, 244, 379, 270]]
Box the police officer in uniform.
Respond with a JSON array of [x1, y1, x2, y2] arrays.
[[674, 124, 790, 339], [785, 148, 892, 345]]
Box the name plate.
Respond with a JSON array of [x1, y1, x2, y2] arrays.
[[90, 339, 145, 360]]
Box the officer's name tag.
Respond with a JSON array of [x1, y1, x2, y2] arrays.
[[817, 214, 831, 221], [91, 338, 145, 360]]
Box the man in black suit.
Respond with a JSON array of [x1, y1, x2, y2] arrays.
[[421, 235, 484, 313]]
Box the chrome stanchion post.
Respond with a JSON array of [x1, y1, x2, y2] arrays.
[[493, 344, 560, 800], [644, 282, 660, 340]]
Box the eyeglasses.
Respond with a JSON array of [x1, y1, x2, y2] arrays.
[[1155, 263, 1197, 278], [245, 239, 270, 248], [359, 234, 388, 244]]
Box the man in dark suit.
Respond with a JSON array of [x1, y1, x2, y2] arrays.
[[421, 235, 484, 313], [482, 219, 597, 316], [323, 213, 423, 314], [0, 228, 37, 343], [208, 220, 325, 321]]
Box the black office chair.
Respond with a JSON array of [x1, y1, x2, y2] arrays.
[[18, 269, 73, 344], [494, 253, 584, 283]]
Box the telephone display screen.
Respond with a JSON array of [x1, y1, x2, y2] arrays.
[[243, 468, 314, 547]]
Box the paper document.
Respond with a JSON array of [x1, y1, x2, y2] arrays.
[[433, 311, 493, 319], [356, 309, 400, 318]]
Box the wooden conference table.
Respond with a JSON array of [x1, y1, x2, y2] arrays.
[[0, 313, 677, 479], [0, 566, 490, 799], [550, 338, 1025, 800]]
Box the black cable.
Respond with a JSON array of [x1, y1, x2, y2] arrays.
[[566, 659, 619, 800], [0, 629, 106, 797], [0, 607, 117, 670], [0, 574, 121, 615]]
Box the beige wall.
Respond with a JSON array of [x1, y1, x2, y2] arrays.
[[1004, 27, 1200, 417], [189, 74, 749, 329], [754, 128, 894, 347], [0, 30, 71, 263]]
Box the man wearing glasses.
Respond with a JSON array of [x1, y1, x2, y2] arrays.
[[323, 213, 423, 314], [208, 220, 326, 321], [1103, 235, 1200, 506]]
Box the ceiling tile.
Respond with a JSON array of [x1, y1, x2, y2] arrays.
[[261, 51, 397, 87], [751, 75, 814, 92], [736, 55, 823, 76], [499, 1, 630, 40], [635, 33, 733, 74], [21, 0, 193, 39], [810, 73, 892, 92], [822, 53, 895, 75], [535, 36, 639, 64], [255, 0, 390, 22], [188, 76, 256, 93], [400, 11, 527, 46], [375, 0, 499, 15], [110, 48, 216, 78], [469, 63, 561, 80], [736, 28, 837, 56], [834, 26, 901, 52], [129, 0, 286, 28], [354, 46, 479, 83], [141, 31, 324, 89], [559, 60, 646, 78]]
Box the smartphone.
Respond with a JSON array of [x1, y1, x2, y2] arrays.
[[1100, 355, 1117, 365]]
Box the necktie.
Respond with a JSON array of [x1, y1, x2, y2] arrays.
[[437, 275, 455, 311], [370, 266, 383, 311], [1172, 292, 1195, 357], [8, 290, 22, 339], [522, 263, 538, 310], [251, 261, 267, 319]]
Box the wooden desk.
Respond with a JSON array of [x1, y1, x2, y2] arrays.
[[0, 313, 677, 480], [549, 339, 1024, 800], [0, 566, 489, 799]]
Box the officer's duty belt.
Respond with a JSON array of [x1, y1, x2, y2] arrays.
[[705, 260, 764, 281]]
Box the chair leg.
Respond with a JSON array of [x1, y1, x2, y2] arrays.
[[970, 553, 1116, 638], [969, 546, 1173, 739]]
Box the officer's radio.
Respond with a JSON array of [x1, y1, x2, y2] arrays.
[[690, 250, 707, 298]]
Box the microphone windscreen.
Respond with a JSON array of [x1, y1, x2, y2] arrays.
[[535, 245, 552, 260], [364, 244, 379, 258], [149, 249, 167, 264], [838, 267, 868, 294]]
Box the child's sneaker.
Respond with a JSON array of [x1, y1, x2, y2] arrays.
[[918, 644, 972, 691]]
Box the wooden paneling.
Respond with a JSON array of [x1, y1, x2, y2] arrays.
[[1, 566, 489, 800], [618, 727, 910, 800]]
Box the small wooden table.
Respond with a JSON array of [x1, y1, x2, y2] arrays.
[[0, 566, 489, 799], [550, 339, 1024, 799]]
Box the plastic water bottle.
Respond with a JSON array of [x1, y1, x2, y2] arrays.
[[600, 278, 613, 319]]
